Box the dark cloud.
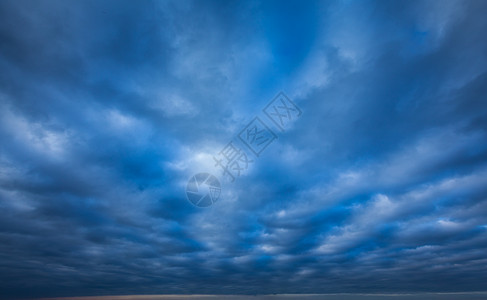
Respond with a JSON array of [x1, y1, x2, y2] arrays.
[[1, 0, 487, 299]]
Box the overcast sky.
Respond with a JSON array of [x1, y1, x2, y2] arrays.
[[1, 0, 487, 299]]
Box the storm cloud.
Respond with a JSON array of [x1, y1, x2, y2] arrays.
[[1, 0, 487, 299]]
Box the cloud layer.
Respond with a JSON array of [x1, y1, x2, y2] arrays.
[[1, 0, 487, 298]]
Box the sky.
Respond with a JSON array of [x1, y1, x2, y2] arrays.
[[1, 0, 487, 299]]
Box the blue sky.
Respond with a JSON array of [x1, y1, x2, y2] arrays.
[[1, 0, 487, 299]]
